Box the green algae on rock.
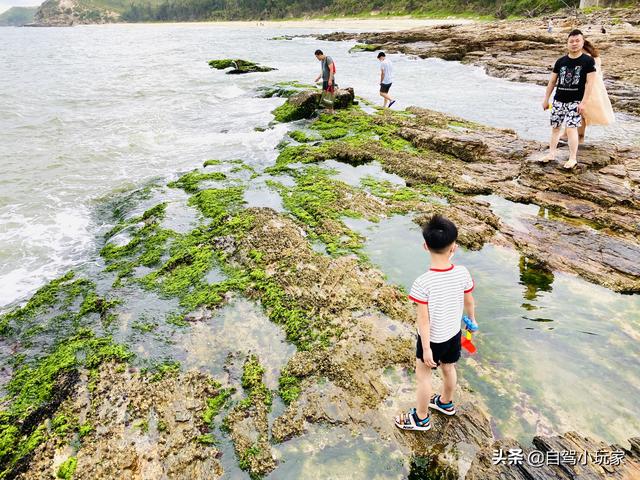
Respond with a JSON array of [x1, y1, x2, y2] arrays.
[[277, 366, 302, 406], [101, 202, 176, 284], [203, 387, 234, 425], [23, 363, 226, 478], [257, 80, 316, 99], [225, 354, 276, 478], [267, 165, 385, 256], [348, 43, 381, 53], [271, 88, 355, 123], [288, 129, 319, 143], [0, 330, 131, 479], [208, 59, 276, 74], [56, 456, 77, 479], [168, 170, 226, 193]]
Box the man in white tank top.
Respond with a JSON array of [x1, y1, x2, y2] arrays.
[[377, 52, 396, 108]]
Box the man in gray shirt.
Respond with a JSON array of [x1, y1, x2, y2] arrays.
[[314, 49, 336, 113], [378, 52, 395, 108], [314, 50, 335, 91]]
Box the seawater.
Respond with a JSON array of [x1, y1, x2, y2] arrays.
[[1, 22, 639, 457]]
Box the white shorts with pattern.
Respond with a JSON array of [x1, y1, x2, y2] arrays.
[[550, 100, 582, 129]]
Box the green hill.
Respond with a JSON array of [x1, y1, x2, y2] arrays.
[[0, 6, 37, 25], [32, 0, 640, 25], [120, 0, 579, 22]]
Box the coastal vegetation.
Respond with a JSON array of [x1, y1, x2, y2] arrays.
[[120, 0, 581, 22]]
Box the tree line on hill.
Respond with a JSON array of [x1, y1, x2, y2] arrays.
[[120, 0, 580, 22]]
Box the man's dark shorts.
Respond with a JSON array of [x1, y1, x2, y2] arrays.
[[380, 82, 392, 93], [322, 80, 336, 92], [416, 330, 461, 368]]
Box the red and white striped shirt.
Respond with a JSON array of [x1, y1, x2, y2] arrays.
[[409, 264, 474, 343]]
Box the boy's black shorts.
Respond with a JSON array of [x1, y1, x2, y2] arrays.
[[416, 330, 461, 368], [380, 82, 392, 93]]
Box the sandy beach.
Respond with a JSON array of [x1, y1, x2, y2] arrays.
[[132, 16, 476, 31]]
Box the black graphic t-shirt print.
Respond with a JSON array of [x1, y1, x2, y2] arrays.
[[553, 54, 596, 103], [559, 65, 582, 87]]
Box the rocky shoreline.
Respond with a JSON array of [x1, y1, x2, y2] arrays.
[[1, 85, 639, 479], [317, 8, 640, 115]]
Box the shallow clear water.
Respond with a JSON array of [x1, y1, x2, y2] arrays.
[[344, 212, 640, 445], [2, 23, 639, 308], [269, 425, 407, 479]]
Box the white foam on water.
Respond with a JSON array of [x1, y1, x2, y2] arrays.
[[0, 206, 93, 308]]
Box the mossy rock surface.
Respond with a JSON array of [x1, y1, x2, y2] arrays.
[[257, 81, 317, 99], [271, 87, 355, 122], [208, 59, 276, 74], [349, 43, 381, 53]]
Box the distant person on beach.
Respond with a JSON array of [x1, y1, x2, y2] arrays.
[[314, 49, 336, 114], [395, 215, 476, 432], [560, 38, 615, 144], [547, 19, 553, 33], [542, 29, 596, 169], [377, 52, 396, 108]]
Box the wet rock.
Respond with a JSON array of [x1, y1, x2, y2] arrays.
[[208, 59, 276, 74], [256, 81, 317, 98], [504, 216, 640, 293], [20, 363, 225, 479], [224, 355, 277, 477], [272, 88, 355, 122], [300, 105, 640, 292]]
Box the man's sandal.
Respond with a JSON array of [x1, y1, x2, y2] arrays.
[[394, 408, 431, 431]]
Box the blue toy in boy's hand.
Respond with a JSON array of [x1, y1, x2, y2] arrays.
[[462, 315, 478, 332]]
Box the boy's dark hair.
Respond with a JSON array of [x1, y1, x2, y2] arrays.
[[377, 51, 386, 58], [314, 49, 323, 55], [568, 29, 583, 38], [422, 215, 458, 253]]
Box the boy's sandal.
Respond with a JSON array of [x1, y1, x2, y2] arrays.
[[429, 394, 456, 416], [394, 408, 431, 431]]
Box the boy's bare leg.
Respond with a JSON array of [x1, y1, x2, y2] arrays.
[[564, 127, 579, 168], [416, 359, 432, 419], [381, 92, 393, 107], [439, 363, 457, 404], [544, 127, 562, 161]]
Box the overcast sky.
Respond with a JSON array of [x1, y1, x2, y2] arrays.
[[0, 0, 40, 14]]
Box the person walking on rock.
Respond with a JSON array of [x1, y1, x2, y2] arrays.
[[314, 49, 336, 114], [578, 39, 616, 136], [377, 52, 395, 108], [542, 29, 596, 169], [559, 38, 615, 145]]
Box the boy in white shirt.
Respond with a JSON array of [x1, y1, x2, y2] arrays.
[[395, 215, 476, 431]]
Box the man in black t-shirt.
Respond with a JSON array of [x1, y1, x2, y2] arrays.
[[542, 29, 596, 169]]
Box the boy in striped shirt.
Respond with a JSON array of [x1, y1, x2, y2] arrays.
[[395, 215, 476, 431]]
